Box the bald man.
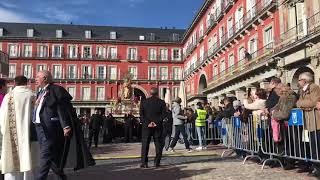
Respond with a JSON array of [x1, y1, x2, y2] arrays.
[[139, 87, 166, 168]]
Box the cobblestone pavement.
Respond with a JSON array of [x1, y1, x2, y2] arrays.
[[48, 143, 318, 180]]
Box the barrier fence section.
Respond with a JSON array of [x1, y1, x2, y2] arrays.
[[220, 108, 320, 170], [190, 120, 223, 143]]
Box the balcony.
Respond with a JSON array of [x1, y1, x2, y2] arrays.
[[148, 55, 183, 63], [274, 11, 320, 56], [205, 42, 274, 91], [184, 0, 277, 79], [127, 55, 142, 62]]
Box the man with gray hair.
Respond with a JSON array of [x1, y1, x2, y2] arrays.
[[296, 72, 320, 177], [139, 87, 166, 168]]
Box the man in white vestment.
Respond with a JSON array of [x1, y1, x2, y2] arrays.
[[0, 76, 39, 180]]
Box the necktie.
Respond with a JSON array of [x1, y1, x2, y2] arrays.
[[33, 89, 46, 123]]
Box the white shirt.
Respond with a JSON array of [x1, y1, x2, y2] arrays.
[[35, 85, 48, 123]]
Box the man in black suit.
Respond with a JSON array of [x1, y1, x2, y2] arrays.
[[139, 87, 166, 168], [89, 109, 103, 148], [34, 70, 73, 180]]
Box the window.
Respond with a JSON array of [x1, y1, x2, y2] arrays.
[[172, 67, 181, 80], [139, 35, 145, 41], [82, 65, 92, 79], [172, 49, 181, 61], [81, 87, 91, 100], [148, 48, 157, 60], [56, 30, 63, 38], [37, 64, 47, 72], [149, 67, 157, 80], [67, 87, 76, 99], [38, 45, 48, 58], [85, 30, 91, 39], [228, 54, 235, 71], [172, 33, 179, 41], [68, 45, 77, 58], [238, 47, 245, 67], [172, 87, 179, 99], [96, 65, 105, 79], [22, 64, 32, 78], [128, 66, 137, 80], [96, 87, 105, 101], [52, 45, 63, 58], [159, 87, 167, 100], [27, 29, 34, 37], [200, 46, 205, 61], [9, 64, 16, 78], [96, 46, 106, 59], [236, 7, 244, 31], [108, 66, 117, 80], [220, 60, 225, 75], [108, 47, 117, 59], [227, 17, 233, 38], [149, 33, 155, 41], [219, 26, 224, 45], [159, 67, 168, 80], [159, 48, 168, 60], [213, 64, 218, 80], [67, 65, 77, 79], [249, 38, 258, 58], [199, 23, 204, 37], [110, 31, 116, 39], [191, 80, 194, 94], [82, 46, 92, 58], [8, 44, 19, 57], [23, 44, 32, 57], [52, 65, 62, 79], [128, 48, 137, 60], [264, 27, 273, 48]]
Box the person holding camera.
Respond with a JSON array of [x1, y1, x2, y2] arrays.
[[168, 97, 192, 153]]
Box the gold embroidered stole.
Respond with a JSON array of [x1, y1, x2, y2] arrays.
[[8, 92, 20, 170]]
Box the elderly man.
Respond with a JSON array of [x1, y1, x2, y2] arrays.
[[0, 76, 38, 180], [34, 70, 93, 180], [296, 72, 320, 177]]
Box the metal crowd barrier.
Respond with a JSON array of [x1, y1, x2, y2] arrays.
[[220, 116, 262, 164], [189, 120, 223, 144], [218, 108, 320, 170]]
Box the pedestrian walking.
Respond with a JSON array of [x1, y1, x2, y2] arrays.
[[89, 109, 103, 148], [124, 111, 135, 143], [168, 98, 192, 153], [0, 76, 38, 180], [162, 104, 173, 151]]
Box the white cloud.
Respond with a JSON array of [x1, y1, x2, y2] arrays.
[[39, 7, 78, 23], [0, 7, 44, 23], [0, 1, 18, 9]]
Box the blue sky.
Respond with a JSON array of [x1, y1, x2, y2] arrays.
[[0, 0, 204, 29]]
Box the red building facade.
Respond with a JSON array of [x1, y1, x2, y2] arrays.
[[0, 24, 184, 114], [182, 0, 279, 105]]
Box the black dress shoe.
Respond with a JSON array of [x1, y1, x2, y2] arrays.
[[140, 164, 148, 168]]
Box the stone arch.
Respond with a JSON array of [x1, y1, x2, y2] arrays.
[[290, 66, 315, 91], [198, 73, 208, 94], [132, 85, 148, 100]]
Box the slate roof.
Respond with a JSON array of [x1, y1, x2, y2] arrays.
[[0, 22, 185, 43]]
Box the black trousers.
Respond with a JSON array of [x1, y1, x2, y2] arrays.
[[89, 129, 100, 147], [36, 125, 66, 180], [141, 127, 163, 166], [124, 125, 133, 143], [170, 124, 190, 149]]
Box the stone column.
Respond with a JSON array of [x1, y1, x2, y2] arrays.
[[76, 107, 80, 115], [90, 108, 95, 116], [311, 56, 320, 85]]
